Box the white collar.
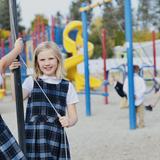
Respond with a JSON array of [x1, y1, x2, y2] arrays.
[[39, 75, 61, 84], [40, 75, 57, 80]]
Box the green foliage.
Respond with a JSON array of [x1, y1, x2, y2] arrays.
[[30, 15, 48, 31], [151, 0, 160, 31], [89, 17, 102, 58], [89, 29, 114, 58], [89, 30, 101, 58], [69, 1, 81, 20], [68, 0, 92, 25], [133, 30, 160, 42], [98, 1, 125, 58], [0, 0, 10, 30], [88, 3, 126, 59], [0, 0, 25, 32], [157, 32, 160, 39], [0, 29, 10, 40], [102, 3, 117, 38], [114, 31, 125, 46], [137, 1, 152, 29], [54, 11, 63, 26], [133, 30, 152, 42]]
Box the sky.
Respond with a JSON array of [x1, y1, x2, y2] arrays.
[[17, 0, 138, 29]]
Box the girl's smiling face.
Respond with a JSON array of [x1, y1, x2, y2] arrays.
[[37, 49, 58, 77]]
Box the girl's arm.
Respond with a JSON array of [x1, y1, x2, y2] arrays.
[[59, 104, 78, 128], [0, 38, 23, 73]]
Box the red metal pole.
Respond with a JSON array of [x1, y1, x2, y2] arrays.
[[101, 29, 108, 104], [51, 16, 55, 41], [37, 17, 41, 43], [32, 22, 38, 49], [152, 31, 157, 77], [41, 20, 45, 42], [32, 31, 36, 50]]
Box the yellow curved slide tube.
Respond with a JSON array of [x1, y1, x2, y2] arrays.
[[63, 21, 102, 91]]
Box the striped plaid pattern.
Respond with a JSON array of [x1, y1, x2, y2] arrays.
[[25, 79, 70, 160], [0, 116, 26, 160]]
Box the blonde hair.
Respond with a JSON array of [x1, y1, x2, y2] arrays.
[[33, 41, 65, 79]]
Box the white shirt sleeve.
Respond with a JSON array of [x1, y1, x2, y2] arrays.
[[0, 74, 3, 85], [134, 77, 146, 99], [22, 76, 34, 94], [22, 77, 79, 105], [123, 78, 128, 95], [67, 82, 79, 105]]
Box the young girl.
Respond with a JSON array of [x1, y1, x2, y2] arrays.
[[10, 41, 79, 159], [0, 38, 26, 159]]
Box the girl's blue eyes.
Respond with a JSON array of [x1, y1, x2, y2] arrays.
[[39, 58, 55, 61]]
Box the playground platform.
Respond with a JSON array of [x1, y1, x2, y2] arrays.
[[0, 87, 160, 160]]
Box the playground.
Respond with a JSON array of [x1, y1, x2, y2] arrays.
[[0, 0, 160, 159], [1, 86, 160, 160]]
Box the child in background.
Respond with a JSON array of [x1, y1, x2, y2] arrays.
[[109, 75, 128, 109], [10, 41, 79, 159], [110, 71, 154, 111], [0, 38, 26, 159], [123, 65, 146, 128]]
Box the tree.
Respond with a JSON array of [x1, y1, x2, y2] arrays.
[[101, 1, 125, 57], [0, 0, 10, 30], [54, 11, 64, 26], [114, 0, 125, 31], [89, 17, 103, 58], [30, 14, 48, 31], [113, 0, 125, 45], [0, 0, 25, 32], [151, 0, 160, 31], [137, 0, 151, 30], [68, 0, 92, 25], [102, 1, 125, 38], [102, 2, 118, 37], [89, 17, 114, 58]]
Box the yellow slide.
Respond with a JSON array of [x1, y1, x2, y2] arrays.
[[63, 21, 102, 91]]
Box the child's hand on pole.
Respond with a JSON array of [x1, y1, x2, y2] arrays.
[[14, 38, 24, 53], [9, 60, 21, 72], [59, 116, 70, 128]]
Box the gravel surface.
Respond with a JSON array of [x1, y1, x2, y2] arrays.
[[0, 87, 160, 160]]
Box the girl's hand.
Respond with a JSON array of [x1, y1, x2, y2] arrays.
[[9, 60, 21, 72], [59, 116, 70, 128], [14, 38, 24, 53]]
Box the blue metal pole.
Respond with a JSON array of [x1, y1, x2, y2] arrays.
[[81, 3, 91, 116], [124, 0, 136, 129]]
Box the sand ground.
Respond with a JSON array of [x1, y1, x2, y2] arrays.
[[0, 87, 160, 160]]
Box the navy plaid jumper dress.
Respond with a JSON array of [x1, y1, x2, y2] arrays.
[[0, 115, 26, 160], [25, 79, 71, 160]]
